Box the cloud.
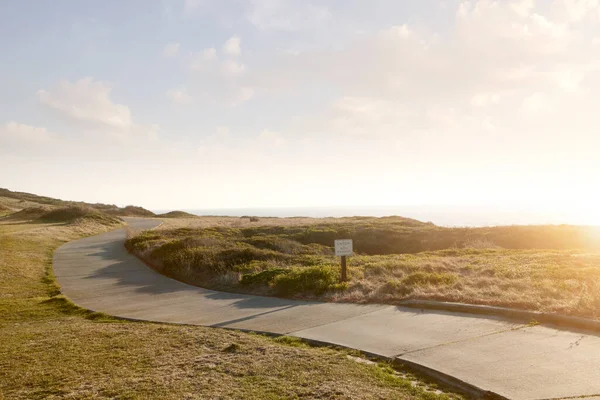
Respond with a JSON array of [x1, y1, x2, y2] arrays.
[[223, 36, 241, 57], [553, 0, 600, 23], [37, 78, 132, 129], [185, 37, 253, 105], [246, 0, 330, 31], [222, 59, 246, 78], [0, 121, 56, 145], [232, 87, 255, 105], [189, 48, 217, 71], [259, 129, 285, 146], [510, 0, 535, 17], [328, 96, 424, 136], [521, 92, 548, 112], [241, 0, 600, 143], [470, 92, 502, 107], [167, 88, 193, 105], [216, 126, 230, 137], [163, 42, 180, 57], [184, 0, 203, 13], [38, 77, 159, 143]]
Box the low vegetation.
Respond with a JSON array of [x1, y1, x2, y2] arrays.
[[1, 197, 458, 399], [157, 210, 199, 218], [0, 187, 155, 217], [5, 205, 123, 228], [116, 205, 156, 217], [0, 204, 14, 216], [40, 205, 123, 225], [128, 217, 600, 319]]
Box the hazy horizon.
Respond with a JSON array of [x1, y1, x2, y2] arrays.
[[2, 0, 600, 226], [152, 204, 597, 227]]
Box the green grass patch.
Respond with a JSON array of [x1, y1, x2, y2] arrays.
[[240, 268, 290, 285], [272, 265, 346, 295]]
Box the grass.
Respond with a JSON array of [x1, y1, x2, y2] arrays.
[[39, 205, 123, 225], [157, 210, 199, 218], [0, 210, 460, 399], [0, 187, 155, 217], [127, 217, 600, 319], [0, 204, 13, 216]]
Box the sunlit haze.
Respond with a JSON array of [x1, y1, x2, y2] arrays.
[[2, 1, 600, 225]]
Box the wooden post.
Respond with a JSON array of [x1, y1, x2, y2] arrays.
[[341, 255, 347, 282]]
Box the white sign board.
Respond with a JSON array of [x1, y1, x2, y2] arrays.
[[335, 239, 353, 256]]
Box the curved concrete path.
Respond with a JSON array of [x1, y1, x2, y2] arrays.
[[54, 219, 600, 400]]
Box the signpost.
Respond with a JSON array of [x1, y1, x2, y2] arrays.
[[334, 239, 353, 282]]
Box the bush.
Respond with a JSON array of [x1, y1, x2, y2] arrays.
[[240, 268, 290, 285], [272, 265, 342, 295], [400, 271, 458, 287], [244, 236, 305, 254], [38, 206, 121, 226]]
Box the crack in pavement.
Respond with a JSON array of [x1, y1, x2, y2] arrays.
[[393, 322, 530, 357]]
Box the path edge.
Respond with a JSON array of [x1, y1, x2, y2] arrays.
[[399, 300, 600, 332]]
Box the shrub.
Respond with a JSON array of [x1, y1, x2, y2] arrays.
[[38, 206, 120, 226], [40, 206, 94, 222], [240, 268, 290, 285], [125, 232, 164, 252], [272, 265, 342, 295], [115, 205, 155, 217], [157, 211, 197, 218], [244, 236, 305, 254], [400, 271, 458, 287]]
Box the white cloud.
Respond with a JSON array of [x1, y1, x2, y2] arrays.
[[189, 48, 217, 71], [163, 42, 180, 57], [203, 47, 217, 60], [222, 59, 246, 78], [471, 92, 502, 107], [185, 37, 254, 105], [328, 97, 422, 136], [522, 92, 548, 112], [259, 129, 285, 146], [553, 0, 600, 23], [184, 0, 202, 13], [167, 88, 193, 105], [510, 0, 536, 17], [216, 126, 230, 137], [232, 87, 255, 105], [37, 77, 158, 143], [243, 0, 600, 143], [0, 121, 55, 145], [223, 36, 241, 57], [247, 0, 330, 31], [38, 78, 132, 129], [387, 24, 412, 38]]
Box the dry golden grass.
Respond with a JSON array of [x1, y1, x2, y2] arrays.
[[0, 196, 45, 214], [0, 216, 460, 399], [329, 249, 600, 318], [131, 218, 600, 320], [157, 215, 374, 230]]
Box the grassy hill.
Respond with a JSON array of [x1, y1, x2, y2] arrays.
[[127, 217, 600, 319], [0, 187, 155, 218], [0, 194, 457, 399], [0, 203, 13, 216], [157, 210, 198, 218]]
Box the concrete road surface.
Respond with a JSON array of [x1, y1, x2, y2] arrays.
[[53, 218, 600, 400]]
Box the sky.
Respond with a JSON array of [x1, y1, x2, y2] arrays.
[[1, 0, 600, 223]]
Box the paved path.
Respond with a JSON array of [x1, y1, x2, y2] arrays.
[[53, 219, 600, 400]]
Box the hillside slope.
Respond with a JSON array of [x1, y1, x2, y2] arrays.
[[0, 187, 155, 218]]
